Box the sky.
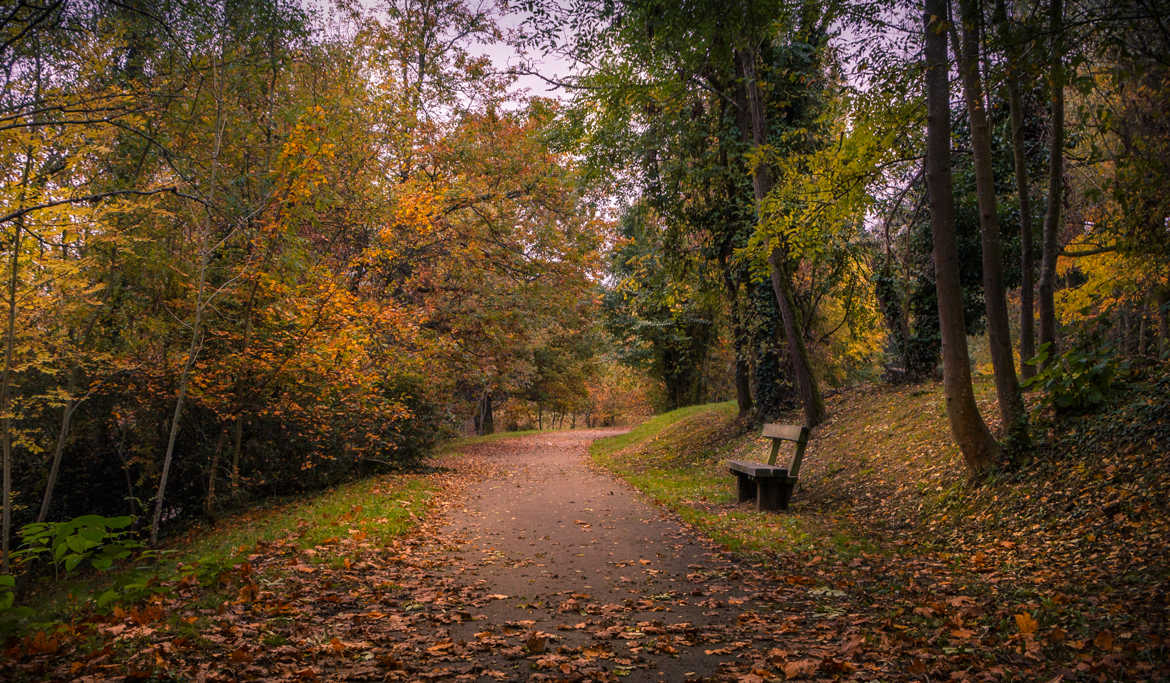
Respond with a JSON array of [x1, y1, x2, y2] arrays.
[[316, 0, 578, 102], [476, 6, 577, 100]]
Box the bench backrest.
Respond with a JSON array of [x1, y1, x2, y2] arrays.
[[762, 423, 810, 477]]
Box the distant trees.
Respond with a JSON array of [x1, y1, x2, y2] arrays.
[[530, 0, 884, 424]]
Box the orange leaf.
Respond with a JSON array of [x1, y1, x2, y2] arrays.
[[1015, 612, 1039, 636]]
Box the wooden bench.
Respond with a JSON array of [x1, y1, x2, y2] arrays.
[[727, 423, 810, 511]]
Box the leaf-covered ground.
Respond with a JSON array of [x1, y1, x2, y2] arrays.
[[5, 429, 910, 681], [3, 375, 1168, 681], [593, 374, 1170, 680]]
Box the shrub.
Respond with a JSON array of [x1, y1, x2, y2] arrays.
[[1025, 343, 1128, 415]]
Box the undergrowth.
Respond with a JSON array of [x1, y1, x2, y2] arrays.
[[6, 474, 434, 636]]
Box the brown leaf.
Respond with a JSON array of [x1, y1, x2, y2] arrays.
[[23, 631, 60, 655], [525, 632, 548, 654], [1093, 631, 1115, 650], [782, 658, 820, 679]]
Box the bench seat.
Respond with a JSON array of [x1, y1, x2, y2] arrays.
[[727, 461, 796, 511], [727, 460, 789, 478]]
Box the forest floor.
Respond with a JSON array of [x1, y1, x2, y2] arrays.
[[3, 374, 1169, 681]]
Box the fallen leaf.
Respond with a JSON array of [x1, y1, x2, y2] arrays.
[[782, 658, 821, 679], [1015, 612, 1039, 636]]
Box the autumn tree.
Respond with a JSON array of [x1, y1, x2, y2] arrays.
[[924, 0, 999, 474], [953, 0, 1029, 444]]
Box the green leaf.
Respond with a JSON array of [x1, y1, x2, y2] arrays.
[[79, 526, 106, 544], [66, 534, 97, 554], [106, 516, 134, 530], [73, 514, 107, 528], [18, 523, 50, 540], [64, 554, 85, 573], [96, 590, 119, 608], [0, 574, 14, 588]]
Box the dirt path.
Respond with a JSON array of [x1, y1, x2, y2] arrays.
[[431, 429, 764, 680], [8, 430, 846, 682]]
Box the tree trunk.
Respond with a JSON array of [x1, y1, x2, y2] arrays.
[[956, 0, 1029, 444], [995, 0, 1037, 379], [924, 0, 999, 475], [2, 115, 37, 571], [721, 267, 754, 417], [736, 46, 825, 427], [37, 366, 81, 523], [150, 256, 207, 546], [229, 280, 259, 495], [1158, 289, 1169, 358], [152, 45, 231, 545], [1037, 0, 1064, 364], [204, 428, 227, 516], [1, 219, 21, 574], [477, 392, 494, 435], [733, 338, 753, 417], [1138, 302, 1148, 358]]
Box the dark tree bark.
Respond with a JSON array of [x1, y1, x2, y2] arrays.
[[37, 366, 81, 523], [956, 0, 1029, 444], [731, 315, 754, 417], [476, 392, 494, 435], [719, 254, 754, 417], [1158, 289, 1169, 358], [995, 0, 1037, 379], [924, 0, 999, 474], [735, 47, 825, 428], [1038, 0, 1064, 364]]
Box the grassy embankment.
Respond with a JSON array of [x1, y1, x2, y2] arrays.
[[6, 473, 436, 636], [10, 424, 591, 636], [591, 374, 1170, 675]]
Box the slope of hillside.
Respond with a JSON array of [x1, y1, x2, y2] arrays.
[[592, 375, 1170, 679]]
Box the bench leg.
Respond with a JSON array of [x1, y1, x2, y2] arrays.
[[757, 478, 797, 511], [756, 479, 782, 511], [736, 475, 757, 503]]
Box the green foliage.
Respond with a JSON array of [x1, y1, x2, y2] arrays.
[[1024, 343, 1129, 414], [0, 574, 13, 610], [0, 515, 151, 627], [13, 515, 142, 575], [604, 205, 720, 410]]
